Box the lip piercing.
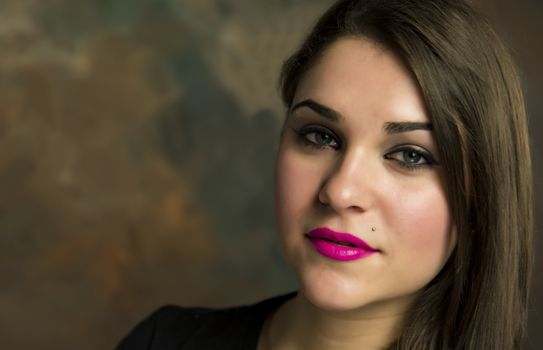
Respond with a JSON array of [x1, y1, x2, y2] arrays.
[[372, 227, 376, 232]]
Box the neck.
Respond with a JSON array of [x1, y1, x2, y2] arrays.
[[261, 292, 412, 350]]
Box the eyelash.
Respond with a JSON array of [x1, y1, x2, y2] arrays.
[[384, 146, 437, 171], [293, 125, 341, 150], [292, 125, 438, 171]]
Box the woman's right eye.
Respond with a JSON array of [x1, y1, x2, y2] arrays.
[[293, 126, 340, 150]]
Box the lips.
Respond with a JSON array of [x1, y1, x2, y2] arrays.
[[306, 227, 378, 261]]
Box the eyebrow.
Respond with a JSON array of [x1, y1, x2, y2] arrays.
[[290, 99, 341, 122], [383, 122, 433, 134], [290, 99, 432, 134]]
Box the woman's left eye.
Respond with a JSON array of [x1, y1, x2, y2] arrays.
[[384, 147, 437, 170]]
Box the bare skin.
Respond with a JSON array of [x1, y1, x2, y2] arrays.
[[258, 294, 406, 350]]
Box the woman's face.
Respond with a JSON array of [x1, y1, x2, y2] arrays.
[[275, 37, 456, 314]]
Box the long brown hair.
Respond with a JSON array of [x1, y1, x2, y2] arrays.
[[279, 0, 533, 348]]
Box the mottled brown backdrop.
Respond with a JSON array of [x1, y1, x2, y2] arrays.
[[0, 0, 540, 349]]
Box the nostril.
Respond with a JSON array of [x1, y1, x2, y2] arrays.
[[347, 205, 365, 213]]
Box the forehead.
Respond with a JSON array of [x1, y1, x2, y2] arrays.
[[293, 37, 429, 124]]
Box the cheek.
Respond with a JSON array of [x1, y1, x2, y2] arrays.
[[389, 186, 454, 266], [274, 147, 313, 229]]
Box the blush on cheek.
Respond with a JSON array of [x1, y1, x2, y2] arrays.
[[394, 190, 453, 261], [275, 151, 316, 220]]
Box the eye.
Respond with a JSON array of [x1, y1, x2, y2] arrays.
[[293, 125, 341, 150], [384, 146, 437, 170]]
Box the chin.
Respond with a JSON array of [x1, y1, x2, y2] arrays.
[[301, 284, 367, 312], [297, 268, 374, 312]]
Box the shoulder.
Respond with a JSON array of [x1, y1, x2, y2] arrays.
[[115, 292, 296, 350]]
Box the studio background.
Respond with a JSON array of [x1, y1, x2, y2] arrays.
[[0, 0, 540, 349]]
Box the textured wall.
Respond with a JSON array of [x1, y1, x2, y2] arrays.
[[0, 1, 540, 349]]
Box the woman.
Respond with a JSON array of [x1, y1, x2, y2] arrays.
[[117, 0, 533, 349]]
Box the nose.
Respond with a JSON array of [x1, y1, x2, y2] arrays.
[[317, 149, 373, 213]]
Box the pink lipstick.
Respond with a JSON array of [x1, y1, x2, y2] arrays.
[[306, 227, 379, 261]]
